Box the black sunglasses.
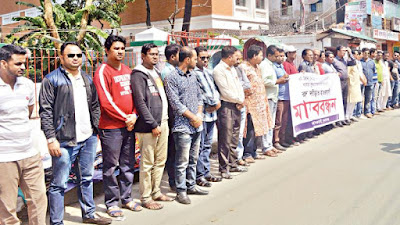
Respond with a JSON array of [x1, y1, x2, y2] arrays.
[[200, 56, 210, 61], [67, 53, 83, 58]]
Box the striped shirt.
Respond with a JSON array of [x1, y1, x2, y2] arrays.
[[0, 76, 37, 162], [193, 67, 220, 122]]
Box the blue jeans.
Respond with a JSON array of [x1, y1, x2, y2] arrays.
[[354, 85, 365, 117], [235, 106, 247, 159], [99, 128, 135, 209], [174, 132, 201, 193], [391, 80, 399, 106], [364, 84, 374, 115], [49, 135, 97, 225], [196, 121, 215, 180]]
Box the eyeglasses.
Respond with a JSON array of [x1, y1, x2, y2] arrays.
[[200, 56, 210, 61], [67, 53, 83, 58]]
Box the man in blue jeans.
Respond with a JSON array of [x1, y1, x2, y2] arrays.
[[39, 42, 111, 224], [193, 46, 222, 187], [360, 48, 377, 118], [165, 46, 208, 204]]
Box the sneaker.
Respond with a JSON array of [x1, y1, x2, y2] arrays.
[[273, 143, 287, 151]]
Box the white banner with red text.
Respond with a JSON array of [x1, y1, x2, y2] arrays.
[[289, 73, 345, 137]]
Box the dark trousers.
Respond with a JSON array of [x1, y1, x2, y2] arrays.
[[196, 121, 215, 180], [216, 101, 240, 173], [99, 128, 136, 209], [341, 80, 349, 113], [274, 100, 290, 144], [243, 114, 257, 159], [166, 106, 176, 188]]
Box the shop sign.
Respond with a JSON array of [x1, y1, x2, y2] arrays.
[[373, 29, 399, 41], [392, 18, 400, 32]]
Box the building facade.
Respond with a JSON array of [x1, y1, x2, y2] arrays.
[[118, 0, 270, 38], [268, 0, 338, 34]]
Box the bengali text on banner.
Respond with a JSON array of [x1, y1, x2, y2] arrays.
[[289, 72, 345, 137]]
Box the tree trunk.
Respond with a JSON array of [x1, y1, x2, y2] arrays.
[[145, 0, 151, 28], [43, 0, 61, 51], [76, 0, 93, 46], [182, 0, 192, 32]]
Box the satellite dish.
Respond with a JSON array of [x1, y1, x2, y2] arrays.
[[303, 0, 320, 4]]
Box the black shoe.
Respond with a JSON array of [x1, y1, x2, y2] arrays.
[[187, 187, 209, 195], [196, 177, 212, 187], [343, 120, 351, 125], [221, 172, 233, 179], [335, 121, 343, 127], [83, 214, 112, 225], [280, 142, 291, 148], [229, 166, 248, 173], [176, 192, 191, 204]]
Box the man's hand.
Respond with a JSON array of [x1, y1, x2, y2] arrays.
[[215, 102, 221, 110], [206, 106, 216, 113], [190, 115, 203, 128], [48, 140, 61, 157], [276, 74, 289, 84], [125, 114, 137, 130], [152, 126, 161, 137], [236, 103, 244, 110]]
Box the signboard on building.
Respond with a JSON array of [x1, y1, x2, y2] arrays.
[[345, 0, 366, 32], [392, 18, 400, 32], [383, 0, 400, 19], [373, 29, 399, 41]]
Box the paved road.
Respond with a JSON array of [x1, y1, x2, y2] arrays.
[[61, 109, 400, 225]]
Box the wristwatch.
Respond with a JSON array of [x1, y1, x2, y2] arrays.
[[47, 137, 56, 144]]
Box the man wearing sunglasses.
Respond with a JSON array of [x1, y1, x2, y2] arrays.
[[192, 46, 222, 187], [40, 42, 111, 224]]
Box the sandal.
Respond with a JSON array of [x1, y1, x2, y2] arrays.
[[154, 194, 174, 202], [107, 206, 124, 218], [122, 201, 143, 212], [254, 155, 266, 160], [205, 175, 222, 182], [263, 151, 278, 157], [196, 178, 212, 187], [272, 149, 283, 154], [142, 200, 163, 210]]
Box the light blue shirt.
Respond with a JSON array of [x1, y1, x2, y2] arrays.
[[161, 62, 175, 81], [273, 62, 290, 101]]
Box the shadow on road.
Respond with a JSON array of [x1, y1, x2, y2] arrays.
[[380, 143, 400, 154]]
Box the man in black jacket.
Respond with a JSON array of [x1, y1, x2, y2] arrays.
[[39, 42, 111, 225], [131, 43, 173, 210]]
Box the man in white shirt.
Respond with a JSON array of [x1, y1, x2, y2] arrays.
[[0, 45, 47, 224], [213, 46, 247, 179]]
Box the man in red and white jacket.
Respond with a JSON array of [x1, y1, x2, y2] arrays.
[[94, 35, 142, 218]]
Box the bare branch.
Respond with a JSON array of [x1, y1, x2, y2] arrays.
[[167, 0, 210, 29]]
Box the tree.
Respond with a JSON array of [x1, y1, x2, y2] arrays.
[[181, 0, 192, 33], [145, 0, 151, 28], [10, 0, 134, 51], [167, 0, 210, 32]]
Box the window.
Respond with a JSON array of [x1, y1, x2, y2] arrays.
[[281, 0, 293, 16], [1, 12, 20, 25], [310, 0, 323, 12], [25, 8, 42, 18], [236, 0, 246, 7], [256, 0, 265, 9]]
